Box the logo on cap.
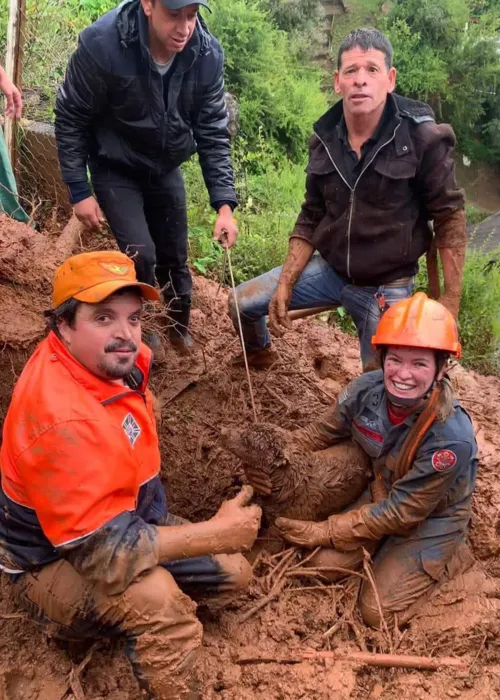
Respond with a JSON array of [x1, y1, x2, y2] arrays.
[[100, 262, 129, 276]]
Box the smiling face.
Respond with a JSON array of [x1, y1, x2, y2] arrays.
[[334, 46, 396, 118], [383, 346, 445, 403], [141, 0, 199, 57], [57, 290, 143, 381]]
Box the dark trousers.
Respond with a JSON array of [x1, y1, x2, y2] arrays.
[[91, 163, 192, 302]]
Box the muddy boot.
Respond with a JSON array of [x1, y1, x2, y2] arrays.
[[232, 345, 279, 370], [167, 299, 194, 356], [143, 331, 167, 364]]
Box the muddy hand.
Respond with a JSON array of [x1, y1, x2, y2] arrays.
[[214, 206, 238, 249], [244, 465, 273, 496], [73, 196, 105, 231], [268, 283, 293, 337], [213, 485, 262, 551], [275, 516, 331, 548]]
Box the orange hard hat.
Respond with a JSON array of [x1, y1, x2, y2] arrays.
[[371, 292, 462, 358], [53, 251, 160, 308]]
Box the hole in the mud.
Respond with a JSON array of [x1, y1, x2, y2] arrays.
[[313, 357, 324, 374]]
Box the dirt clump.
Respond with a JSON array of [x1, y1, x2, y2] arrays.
[[0, 237, 498, 698]]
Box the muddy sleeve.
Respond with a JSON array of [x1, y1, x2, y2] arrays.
[[14, 421, 160, 595], [327, 439, 472, 550], [290, 139, 327, 244], [58, 514, 159, 596], [295, 377, 361, 450], [192, 47, 237, 208], [54, 40, 108, 185], [362, 440, 472, 537], [415, 123, 465, 224]]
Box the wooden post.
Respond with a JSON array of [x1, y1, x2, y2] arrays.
[[4, 0, 26, 171]]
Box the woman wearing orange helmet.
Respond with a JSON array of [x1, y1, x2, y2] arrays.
[[263, 293, 477, 627]]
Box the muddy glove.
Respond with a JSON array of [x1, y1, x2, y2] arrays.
[[326, 506, 378, 552], [277, 506, 381, 552], [434, 209, 466, 320], [268, 238, 314, 337], [275, 516, 332, 548]]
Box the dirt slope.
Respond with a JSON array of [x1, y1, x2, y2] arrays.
[[0, 218, 498, 699]]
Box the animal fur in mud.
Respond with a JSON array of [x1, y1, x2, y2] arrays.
[[221, 422, 372, 522]]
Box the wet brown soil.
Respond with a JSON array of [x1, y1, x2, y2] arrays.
[[0, 217, 498, 699]]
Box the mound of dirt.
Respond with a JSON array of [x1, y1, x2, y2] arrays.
[[0, 214, 83, 347], [0, 229, 499, 699]]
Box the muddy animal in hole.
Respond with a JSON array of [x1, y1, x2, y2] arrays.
[[221, 423, 372, 523]]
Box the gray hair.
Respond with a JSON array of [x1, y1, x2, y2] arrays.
[[337, 28, 393, 71]]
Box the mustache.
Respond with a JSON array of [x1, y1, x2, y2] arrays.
[[105, 340, 138, 353]]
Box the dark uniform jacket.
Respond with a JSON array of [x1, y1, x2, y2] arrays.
[[312, 370, 477, 541]]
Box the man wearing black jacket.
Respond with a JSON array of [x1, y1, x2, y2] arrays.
[[55, 0, 237, 353], [229, 28, 466, 372]]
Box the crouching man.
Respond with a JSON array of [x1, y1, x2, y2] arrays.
[[264, 294, 477, 627], [0, 251, 261, 699]]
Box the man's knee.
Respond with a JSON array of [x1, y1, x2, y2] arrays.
[[228, 287, 251, 324], [215, 553, 252, 594], [114, 566, 203, 647]]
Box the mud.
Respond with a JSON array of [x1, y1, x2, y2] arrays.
[[0, 221, 498, 699], [221, 423, 371, 522]]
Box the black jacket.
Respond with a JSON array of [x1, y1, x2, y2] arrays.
[[54, 0, 236, 207], [291, 94, 465, 285]]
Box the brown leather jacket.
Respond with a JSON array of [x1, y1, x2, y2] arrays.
[[291, 94, 465, 286]]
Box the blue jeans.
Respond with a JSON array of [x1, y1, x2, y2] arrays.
[[229, 254, 415, 370]]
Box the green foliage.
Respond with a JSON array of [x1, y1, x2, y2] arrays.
[[257, 0, 326, 62], [386, 20, 448, 102], [387, 0, 500, 166], [390, 0, 469, 49], [185, 146, 305, 284], [415, 250, 500, 375], [465, 203, 491, 225], [207, 0, 327, 162]]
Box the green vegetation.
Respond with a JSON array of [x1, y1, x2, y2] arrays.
[[385, 0, 500, 166], [1, 0, 500, 373]]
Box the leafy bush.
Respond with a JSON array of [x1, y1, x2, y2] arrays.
[[387, 0, 500, 166], [415, 250, 500, 375], [207, 0, 327, 162], [185, 144, 306, 284]]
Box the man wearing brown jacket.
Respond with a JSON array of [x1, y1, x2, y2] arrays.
[[229, 28, 466, 371]]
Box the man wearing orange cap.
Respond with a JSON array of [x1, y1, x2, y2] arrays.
[[0, 251, 261, 699], [248, 293, 477, 627]]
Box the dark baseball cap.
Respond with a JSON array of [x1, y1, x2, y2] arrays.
[[161, 0, 211, 11]]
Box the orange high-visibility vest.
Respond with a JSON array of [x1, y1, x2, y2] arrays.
[[1, 332, 161, 547]]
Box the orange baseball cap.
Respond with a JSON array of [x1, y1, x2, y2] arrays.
[[53, 251, 160, 308]]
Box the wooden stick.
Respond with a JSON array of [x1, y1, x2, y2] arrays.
[[241, 549, 296, 622], [236, 650, 467, 671], [58, 642, 98, 700], [362, 549, 393, 652], [288, 306, 337, 321], [239, 576, 288, 623], [301, 650, 467, 670], [286, 566, 367, 580], [290, 546, 321, 570]]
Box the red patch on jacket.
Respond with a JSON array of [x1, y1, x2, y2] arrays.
[[353, 421, 384, 444], [431, 449, 457, 472]]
